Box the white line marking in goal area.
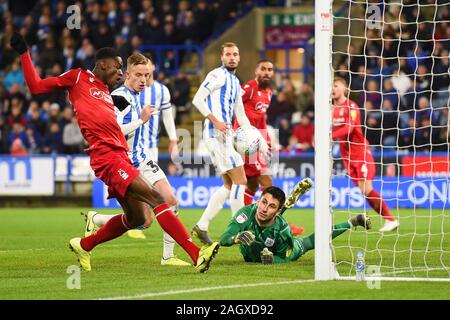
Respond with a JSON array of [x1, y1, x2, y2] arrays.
[[96, 279, 316, 300]]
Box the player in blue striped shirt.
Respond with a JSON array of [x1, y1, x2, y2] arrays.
[[191, 42, 252, 245]]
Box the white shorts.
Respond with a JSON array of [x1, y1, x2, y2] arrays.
[[204, 135, 244, 176], [138, 158, 167, 185], [147, 147, 158, 162]]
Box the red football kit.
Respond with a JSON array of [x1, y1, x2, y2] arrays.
[[19, 52, 139, 198], [233, 79, 272, 177], [332, 99, 375, 184]]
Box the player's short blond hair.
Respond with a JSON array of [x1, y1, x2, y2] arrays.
[[221, 42, 238, 55], [334, 77, 347, 86], [127, 53, 148, 70]]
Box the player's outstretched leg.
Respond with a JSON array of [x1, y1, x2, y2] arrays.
[[195, 242, 220, 273], [69, 238, 91, 271], [81, 211, 99, 237], [191, 225, 214, 245]]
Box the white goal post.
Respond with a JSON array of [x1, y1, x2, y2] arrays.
[[314, 0, 450, 282]]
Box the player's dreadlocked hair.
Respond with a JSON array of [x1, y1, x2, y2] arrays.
[[95, 47, 121, 62], [262, 187, 286, 210]]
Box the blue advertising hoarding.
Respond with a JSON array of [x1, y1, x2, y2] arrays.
[[92, 177, 450, 209]]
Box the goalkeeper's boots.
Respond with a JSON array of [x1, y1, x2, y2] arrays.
[[349, 213, 372, 230], [69, 237, 91, 271], [284, 178, 313, 209], [81, 211, 99, 237], [127, 229, 146, 239], [379, 219, 399, 232], [195, 242, 220, 273], [191, 225, 214, 245], [161, 256, 191, 266]]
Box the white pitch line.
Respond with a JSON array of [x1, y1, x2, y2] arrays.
[[96, 279, 316, 300]]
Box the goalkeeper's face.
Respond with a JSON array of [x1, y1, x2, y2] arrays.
[[256, 194, 281, 224]]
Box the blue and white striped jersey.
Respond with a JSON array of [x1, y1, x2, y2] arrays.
[[112, 85, 151, 167], [140, 80, 172, 149], [200, 66, 241, 138]]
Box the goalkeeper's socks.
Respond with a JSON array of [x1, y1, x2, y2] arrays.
[[162, 206, 178, 260], [244, 188, 255, 206], [80, 214, 131, 251], [230, 184, 246, 215], [366, 189, 395, 221], [154, 204, 199, 263], [197, 186, 230, 230]]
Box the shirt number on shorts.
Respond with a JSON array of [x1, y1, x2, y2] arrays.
[[146, 160, 160, 173]]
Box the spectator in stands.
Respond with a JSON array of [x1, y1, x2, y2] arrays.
[[0, 115, 6, 154], [7, 95, 27, 131], [362, 100, 382, 148], [25, 124, 43, 154], [4, 58, 25, 94], [172, 71, 191, 124], [382, 78, 400, 109], [62, 46, 83, 72], [59, 107, 74, 129], [267, 91, 295, 128], [47, 103, 61, 130], [296, 82, 314, 118], [39, 38, 62, 73], [27, 104, 46, 137], [9, 122, 28, 155], [194, 0, 214, 42], [63, 117, 84, 154], [278, 118, 292, 151], [42, 122, 63, 154], [360, 80, 382, 110], [289, 113, 315, 153], [380, 99, 399, 149]]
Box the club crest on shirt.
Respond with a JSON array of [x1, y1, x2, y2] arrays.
[[236, 213, 248, 224], [264, 237, 275, 247]]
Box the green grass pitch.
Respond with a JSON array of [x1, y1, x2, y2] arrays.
[[0, 208, 449, 300]]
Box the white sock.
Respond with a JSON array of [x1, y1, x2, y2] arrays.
[[197, 186, 230, 230], [230, 184, 246, 216], [92, 213, 117, 227], [162, 206, 177, 260]]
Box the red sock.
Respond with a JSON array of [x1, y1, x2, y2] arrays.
[[80, 214, 130, 251], [244, 189, 255, 206], [154, 204, 200, 263], [366, 189, 394, 221]]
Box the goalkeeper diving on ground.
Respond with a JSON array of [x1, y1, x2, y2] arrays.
[[219, 179, 371, 264]]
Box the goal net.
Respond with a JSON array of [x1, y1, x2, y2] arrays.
[[316, 0, 450, 281]]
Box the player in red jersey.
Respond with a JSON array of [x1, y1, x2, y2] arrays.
[[9, 32, 219, 272], [332, 77, 399, 232], [233, 59, 304, 235]]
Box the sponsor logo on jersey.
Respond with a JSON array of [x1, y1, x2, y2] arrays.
[[264, 237, 275, 247], [236, 213, 248, 224], [90, 87, 113, 105]]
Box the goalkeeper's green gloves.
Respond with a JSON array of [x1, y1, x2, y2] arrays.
[[260, 247, 273, 264], [234, 231, 255, 246], [10, 31, 28, 55]]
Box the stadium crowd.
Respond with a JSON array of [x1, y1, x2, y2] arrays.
[[0, 0, 448, 156]]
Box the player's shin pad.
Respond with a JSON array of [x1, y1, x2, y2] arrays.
[[280, 178, 313, 215]]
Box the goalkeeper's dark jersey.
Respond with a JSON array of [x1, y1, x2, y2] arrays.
[[219, 204, 305, 263]]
